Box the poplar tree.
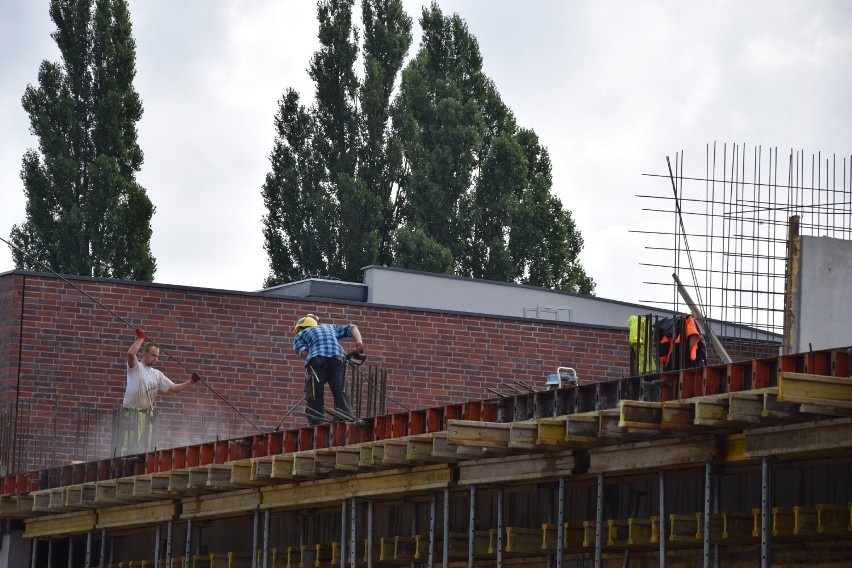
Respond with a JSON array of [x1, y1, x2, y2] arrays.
[[10, 0, 156, 281], [262, 1, 594, 294]]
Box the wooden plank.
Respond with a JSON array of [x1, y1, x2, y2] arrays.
[[668, 513, 700, 543], [458, 449, 575, 485], [447, 420, 511, 448], [504, 527, 545, 555], [272, 455, 296, 479], [431, 434, 463, 462], [181, 488, 260, 520], [661, 401, 708, 432], [64, 484, 97, 508], [97, 500, 176, 529], [537, 418, 572, 446], [406, 435, 438, 462], [25, 510, 97, 538], [618, 400, 662, 430], [94, 480, 136, 505], [541, 522, 585, 552], [382, 440, 410, 465], [779, 372, 852, 403], [335, 446, 361, 471], [588, 437, 717, 473], [744, 417, 852, 457], [0, 495, 36, 518], [508, 422, 538, 449], [566, 414, 601, 443], [262, 464, 452, 510]]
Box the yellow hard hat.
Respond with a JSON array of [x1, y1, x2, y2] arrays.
[[293, 316, 317, 335]]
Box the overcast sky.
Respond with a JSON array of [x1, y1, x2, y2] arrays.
[[2, 0, 851, 307]]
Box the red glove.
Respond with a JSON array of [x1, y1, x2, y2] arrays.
[[136, 328, 145, 340]]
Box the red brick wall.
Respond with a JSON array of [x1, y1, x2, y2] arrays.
[[0, 272, 631, 469], [0, 272, 783, 471]]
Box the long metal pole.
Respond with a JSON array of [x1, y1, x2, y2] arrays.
[[153, 526, 160, 568], [251, 508, 259, 568], [659, 471, 666, 568], [262, 509, 270, 568], [496, 488, 504, 568], [595, 474, 604, 568], [703, 463, 712, 568], [761, 457, 772, 568], [350, 498, 357, 568], [556, 477, 565, 568], [67, 537, 73, 568], [468, 486, 476, 568], [165, 520, 173, 567], [47, 539, 53, 568], [184, 518, 192, 568], [30, 538, 37, 568], [340, 499, 347, 568], [367, 500, 374, 568], [443, 488, 450, 568], [428, 494, 436, 568], [85, 531, 92, 568]]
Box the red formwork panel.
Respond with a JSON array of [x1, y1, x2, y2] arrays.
[[678, 370, 696, 399], [409, 410, 426, 435], [778, 353, 799, 374], [833, 350, 851, 377], [330, 423, 346, 447], [727, 363, 746, 393], [298, 428, 313, 451], [425, 408, 443, 433], [172, 447, 186, 470], [186, 445, 200, 467], [284, 430, 299, 453], [462, 401, 481, 421], [805, 351, 831, 376], [3, 475, 15, 494], [703, 367, 724, 396], [213, 441, 228, 464], [752, 359, 772, 389], [98, 460, 111, 482], [158, 450, 173, 472], [444, 405, 462, 426], [200, 443, 215, 465], [311, 424, 329, 449], [145, 453, 157, 474], [266, 432, 283, 456], [251, 435, 267, 457], [374, 415, 390, 441], [391, 413, 408, 438], [480, 402, 497, 422]]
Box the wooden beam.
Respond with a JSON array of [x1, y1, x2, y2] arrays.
[[589, 437, 717, 474], [97, 500, 176, 529], [619, 400, 662, 430], [0, 495, 36, 518], [744, 417, 852, 457], [181, 488, 260, 520], [458, 450, 576, 485], [261, 464, 452, 510], [779, 372, 852, 404], [447, 420, 511, 448], [25, 510, 97, 538]]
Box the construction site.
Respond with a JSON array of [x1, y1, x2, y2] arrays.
[[0, 145, 851, 568]]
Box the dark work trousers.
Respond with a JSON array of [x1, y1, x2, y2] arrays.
[[305, 355, 353, 425]]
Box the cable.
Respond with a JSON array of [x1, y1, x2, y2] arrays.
[[0, 235, 263, 434]]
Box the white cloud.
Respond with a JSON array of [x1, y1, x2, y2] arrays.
[[2, 0, 851, 308]]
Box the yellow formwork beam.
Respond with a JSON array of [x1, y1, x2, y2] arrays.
[[25, 509, 96, 538], [779, 372, 852, 404]]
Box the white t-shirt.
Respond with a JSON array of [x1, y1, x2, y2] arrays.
[[124, 361, 175, 409]]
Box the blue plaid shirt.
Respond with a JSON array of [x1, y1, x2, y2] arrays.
[[294, 323, 354, 365]]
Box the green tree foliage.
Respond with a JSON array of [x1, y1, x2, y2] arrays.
[[10, 0, 155, 281], [262, 1, 594, 294]]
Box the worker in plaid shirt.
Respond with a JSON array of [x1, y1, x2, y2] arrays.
[[293, 315, 364, 424]]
